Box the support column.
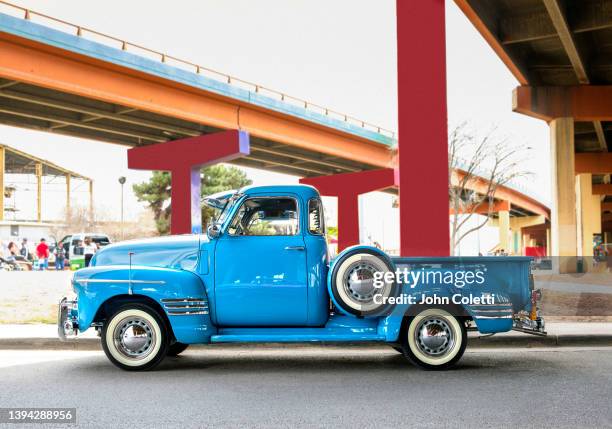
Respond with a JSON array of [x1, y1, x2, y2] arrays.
[[576, 173, 602, 270], [170, 167, 202, 236], [35, 162, 42, 223], [300, 169, 397, 251], [0, 146, 4, 221], [65, 174, 71, 220], [546, 228, 551, 257], [337, 195, 360, 252], [397, 0, 449, 256], [498, 210, 510, 253], [550, 118, 577, 273], [523, 233, 531, 252], [515, 229, 523, 255], [128, 131, 250, 235], [89, 180, 94, 224]]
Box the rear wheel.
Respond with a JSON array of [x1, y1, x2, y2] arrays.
[[401, 308, 466, 370], [101, 303, 169, 371], [167, 342, 189, 356]]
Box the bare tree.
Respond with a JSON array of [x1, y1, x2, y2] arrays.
[[48, 205, 157, 243], [449, 123, 531, 255]]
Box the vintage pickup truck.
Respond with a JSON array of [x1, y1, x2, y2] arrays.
[[59, 184, 545, 371]]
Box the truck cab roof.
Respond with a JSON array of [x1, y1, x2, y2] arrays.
[[238, 184, 320, 200]]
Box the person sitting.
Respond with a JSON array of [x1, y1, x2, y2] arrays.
[[7, 242, 32, 271]]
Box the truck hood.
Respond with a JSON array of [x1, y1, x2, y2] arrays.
[[92, 234, 205, 270]]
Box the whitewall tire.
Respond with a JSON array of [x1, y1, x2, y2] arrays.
[[101, 304, 168, 371], [402, 308, 467, 370], [330, 250, 397, 317]]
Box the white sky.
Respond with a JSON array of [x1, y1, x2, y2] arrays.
[[0, 0, 550, 251]]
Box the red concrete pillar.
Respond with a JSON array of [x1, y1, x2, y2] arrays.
[[300, 168, 397, 251], [397, 0, 450, 256], [128, 130, 250, 234], [336, 194, 360, 251]]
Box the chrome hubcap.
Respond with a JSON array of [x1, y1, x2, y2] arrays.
[[414, 317, 455, 357], [344, 262, 378, 302], [113, 317, 156, 360]]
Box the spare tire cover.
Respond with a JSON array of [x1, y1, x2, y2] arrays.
[[330, 250, 397, 317]]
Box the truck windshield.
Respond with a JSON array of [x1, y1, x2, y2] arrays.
[[215, 193, 241, 224]]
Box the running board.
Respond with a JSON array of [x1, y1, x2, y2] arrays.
[[211, 328, 386, 343]]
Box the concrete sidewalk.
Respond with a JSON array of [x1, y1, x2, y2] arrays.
[[0, 323, 610, 350]]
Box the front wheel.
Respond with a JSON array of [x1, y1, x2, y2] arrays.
[[101, 304, 169, 371], [401, 308, 467, 370]]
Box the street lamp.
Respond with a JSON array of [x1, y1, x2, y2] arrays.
[[118, 176, 126, 240]]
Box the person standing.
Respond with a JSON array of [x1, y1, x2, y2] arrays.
[[20, 238, 31, 261], [54, 244, 66, 271], [83, 237, 97, 267], [36, 238, 50, 271]]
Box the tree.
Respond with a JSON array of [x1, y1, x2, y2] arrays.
[[133, 164, 251, 235], [448, 123, 531, 255]]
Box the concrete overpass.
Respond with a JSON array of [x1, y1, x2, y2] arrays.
[[0, 1, 550, 254], [0, 1, 394, 177], [456, 0, 612, 271]]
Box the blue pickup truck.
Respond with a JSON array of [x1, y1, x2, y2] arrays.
[[59, 184, 545, 371]]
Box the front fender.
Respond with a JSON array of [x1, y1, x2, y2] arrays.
[[73, 265, 214, 344]]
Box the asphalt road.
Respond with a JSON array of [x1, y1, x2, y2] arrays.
[[1, 346, 611, 428]]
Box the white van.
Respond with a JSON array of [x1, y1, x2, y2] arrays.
[[58, 233, 112, 268]]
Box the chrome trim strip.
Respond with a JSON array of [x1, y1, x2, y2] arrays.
[[474, 316, 512, 319], [161, 298, 209, 315], [161, 298, 206, 303], [164, 304, 208, 309], [77, 279, 166, 285], [470, 303, 513, 307], [167, 310, 209, 315], [471, 309, 513, 314]]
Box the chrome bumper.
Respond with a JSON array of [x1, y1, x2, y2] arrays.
[[58, 297, 79, 341], [513, 289, 546, 336]]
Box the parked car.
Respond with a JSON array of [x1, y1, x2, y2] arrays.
[[58, 233, 111, 269], [59, 185, 545, 371]]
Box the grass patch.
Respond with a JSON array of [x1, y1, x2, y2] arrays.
[[0, 303, 57, 324]]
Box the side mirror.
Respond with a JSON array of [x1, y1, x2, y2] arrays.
[[207, 223, 222, 239]]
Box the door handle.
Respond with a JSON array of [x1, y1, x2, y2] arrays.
[[284, 245, 305, 251]]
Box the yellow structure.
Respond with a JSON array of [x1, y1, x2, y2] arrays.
[[0, 143, 92, 223]]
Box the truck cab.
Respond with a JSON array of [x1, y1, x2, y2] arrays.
[[207, 186, 329, 327], [59, 184, 545, 371]]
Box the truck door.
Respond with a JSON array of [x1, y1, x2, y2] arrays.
[[214, 195, 308, 326]]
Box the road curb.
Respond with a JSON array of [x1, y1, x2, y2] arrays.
[[468, 334, 612, 348], [1, 335, 612, 351]]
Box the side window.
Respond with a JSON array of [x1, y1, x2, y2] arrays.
[[308, 198, 325, 235], [228, 197, 299, 236]]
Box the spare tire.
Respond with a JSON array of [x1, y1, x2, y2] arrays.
[[330, 249, 398, 317]]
